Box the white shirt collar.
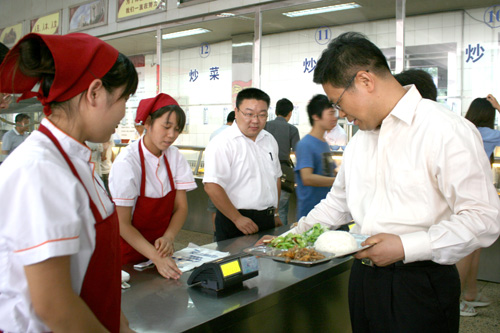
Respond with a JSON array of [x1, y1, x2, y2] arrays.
[[41, 118, 92, 162], [227, 121, 269, 142], [388, 84, 422, 126]]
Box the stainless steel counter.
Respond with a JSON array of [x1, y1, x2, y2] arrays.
[[121, 226, 353, 332]]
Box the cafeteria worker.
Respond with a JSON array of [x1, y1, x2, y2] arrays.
[[110, 93, 196, 279], [0, 33, 138, 332]]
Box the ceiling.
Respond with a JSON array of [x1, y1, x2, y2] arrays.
[[104, 0, 499, 56]]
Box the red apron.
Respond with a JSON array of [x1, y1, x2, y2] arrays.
[[39, 125, 120, 332], [120, 139, 177, 265]]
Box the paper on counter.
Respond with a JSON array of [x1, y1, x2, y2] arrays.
[[172, 243, 230, 272]]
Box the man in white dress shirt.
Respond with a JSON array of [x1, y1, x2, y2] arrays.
[[291, 32, 500, 332], [203, 88, 283, 241]]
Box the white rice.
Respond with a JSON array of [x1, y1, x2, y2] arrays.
[[314, 231, 358, 255]]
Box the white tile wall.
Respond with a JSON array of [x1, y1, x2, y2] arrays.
[[121, 6, 500, 144]]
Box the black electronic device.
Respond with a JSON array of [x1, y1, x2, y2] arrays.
[[187, 253, 259, 291]]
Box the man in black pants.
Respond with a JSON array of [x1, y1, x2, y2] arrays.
[[203, 88, 283, 241], [285, 32, 500, 332]]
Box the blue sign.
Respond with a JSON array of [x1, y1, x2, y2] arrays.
[[484, 5, 500, 28], [315, 26, 331, 45], [200, 42, 210, 58]]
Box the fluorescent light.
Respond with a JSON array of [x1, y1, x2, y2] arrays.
[[217, 13, 235, 18], [283, 2, 361, 18], [162, 28, 211, 40], [232, 42, 253, 47]]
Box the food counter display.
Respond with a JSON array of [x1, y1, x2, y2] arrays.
[[121, 225, 353, 332]]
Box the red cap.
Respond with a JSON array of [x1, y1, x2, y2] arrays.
[[0, 33, 118, 116], [135, 93, 179, 125]]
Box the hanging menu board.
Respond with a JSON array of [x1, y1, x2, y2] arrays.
[[0, 23, 23, 46], [69, 0, 108, 32], [117, 0, 166, 21], [30, 11, 61, 35]]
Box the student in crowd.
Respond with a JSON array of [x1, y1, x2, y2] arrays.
[[280, 32, 499, 332], [207, 110, 235, 236], [204, 88, 283, 241], [2, 113, 31, 159], [210, 110, 235, 140], [110, 93, 196, 279], [0, 32, 138, 332], [324, 104, 347, 149], [458, 94, 500, 316], [394, 68, 438, 101], [295, 94, 337, 220], [100, 136, 114, 194], [265, 98, 300, 225]]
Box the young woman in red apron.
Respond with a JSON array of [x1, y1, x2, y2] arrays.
[[0, 33, 138, 332], [110, 94, 196, 279]]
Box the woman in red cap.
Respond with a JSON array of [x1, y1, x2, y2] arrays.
[[0, 33, 138, 332], [109, 93, 196, 279]]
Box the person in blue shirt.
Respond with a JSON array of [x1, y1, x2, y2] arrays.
[[295, 94, 338, 219], [465, 94, 500, 162], [458, 94, 500, 316]]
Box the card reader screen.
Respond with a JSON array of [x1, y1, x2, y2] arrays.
[[220, 260, 241, 277]]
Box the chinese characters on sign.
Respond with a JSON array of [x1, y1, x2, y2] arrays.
[[303, 57, 317, 73], [189, 69, 199, 82], [465, 43, 485, 63], [210, 67, 220, 80], [188, 68, 221, 81], [30, 12, 60, 35], [117, 0, 166, 20]]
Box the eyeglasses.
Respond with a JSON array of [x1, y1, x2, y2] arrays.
[[331, 70, 368, 113], [237, 108, 268, 120]]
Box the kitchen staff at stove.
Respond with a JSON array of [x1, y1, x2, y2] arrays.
[[109, 93, 196, 279], [0, 33, 138, 332]]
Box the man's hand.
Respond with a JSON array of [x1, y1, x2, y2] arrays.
[[233, 215, 259, 235], [274, 216, 283, 227], [354, 233, 405, 267]]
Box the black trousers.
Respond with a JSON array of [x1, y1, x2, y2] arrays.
[[214, 208, 275, 242], [349, 259, 460, 333]]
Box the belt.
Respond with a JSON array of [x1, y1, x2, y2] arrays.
[[359, 258, 440, 268], [239, 207, 275, 216]]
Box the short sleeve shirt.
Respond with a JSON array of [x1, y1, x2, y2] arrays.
[[109, 138, 197, 210], [0, 118, 113, 331], [203, 123, 282, 210]]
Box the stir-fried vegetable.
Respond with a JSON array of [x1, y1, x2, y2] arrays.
[[269, 223, 326, 249]]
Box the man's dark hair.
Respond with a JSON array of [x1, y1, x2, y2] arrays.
[[275, 98, 293, 117], [236, 87, 270, 109], [226, 111, 235, 123], [465, 98, 495, 129], [0, 42, 8, 64], [394, 69, 437, 101], [313, 32, 391, 88], [15, 113, 30, 123], [307, 94, 331, 126]]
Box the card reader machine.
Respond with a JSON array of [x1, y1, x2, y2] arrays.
[[187, 253, 259, 291]]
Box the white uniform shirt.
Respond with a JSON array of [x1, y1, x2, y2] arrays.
[[324, 124, 347, 147], [292, 86, 500, 264], [109, 138, 196, 210], [0, 118, 114, 332], [203, 123, 282, 210]]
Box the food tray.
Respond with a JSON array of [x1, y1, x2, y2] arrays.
[[243, 233, 372, 266]]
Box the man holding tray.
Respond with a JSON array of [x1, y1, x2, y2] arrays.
[[287, 32, 500, 332]]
